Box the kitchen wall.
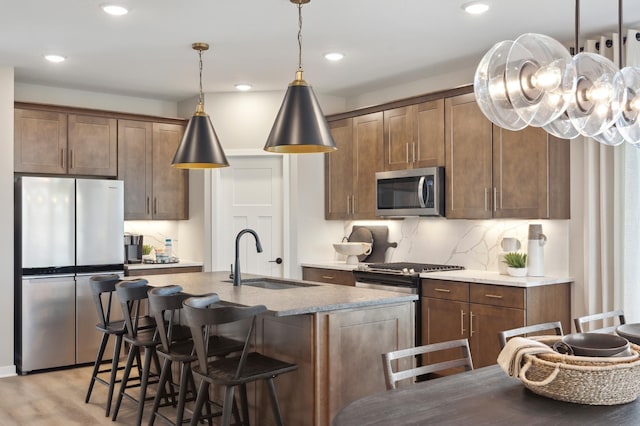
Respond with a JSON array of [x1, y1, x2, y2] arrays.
[[0, 67, 14, 377], [333, 219, 570, 277]]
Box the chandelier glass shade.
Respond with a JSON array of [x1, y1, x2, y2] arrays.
[[474, 22, 640, 147]]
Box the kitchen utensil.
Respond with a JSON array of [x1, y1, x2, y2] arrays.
[[333, 242, 373, 265], [617, 324, 640, 345], [527, 224, 547, 277], [350, 225, 398, 263], [558, 333, 630, 357], [347, 227, 374, 262]]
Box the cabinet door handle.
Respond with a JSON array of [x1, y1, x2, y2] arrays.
[[352, 196, 356, 215], [69, 149, 73, 170], [485, 294, 503, 299], [434, 288, 451, 293], [322, 275, 335, 280], [412, 142, 416, 163], [470, 311, 476, 337], [154, 197, 158, 215], [60, 149, 64, 169], [405, 143, 409, 164], [484, 188, 489, 211], [460, 310, 466, 335], [493, 187, 497, 212]]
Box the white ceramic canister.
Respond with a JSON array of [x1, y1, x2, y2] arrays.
[[527, 224, 547, 277], [498, 237, 521, 275]]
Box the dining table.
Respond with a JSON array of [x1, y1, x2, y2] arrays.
[[331, 364, 640, 425]]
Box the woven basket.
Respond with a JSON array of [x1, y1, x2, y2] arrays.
[[519, 336, 640, 405]]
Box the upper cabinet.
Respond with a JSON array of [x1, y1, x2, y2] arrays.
[[445, 92, 570, 220], [326, 112, 384, 220], [383, 99, 445, 170], [15, 108, 117, 176], [118, 120, 188, 220]]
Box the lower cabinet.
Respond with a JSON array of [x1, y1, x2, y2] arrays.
[[421, 278, 571, 369], [302, 267, 355, 286]]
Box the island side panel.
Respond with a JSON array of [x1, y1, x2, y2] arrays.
[[255, 313, 315, 426], [316, 302, 414, 425]]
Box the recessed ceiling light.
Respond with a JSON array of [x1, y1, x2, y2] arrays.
[[235, 84, 252, 91], [324, 52, 344, 61], [44, 54, 66, 63], [102, 4, 129, 16], [462, 2, 489, 14]]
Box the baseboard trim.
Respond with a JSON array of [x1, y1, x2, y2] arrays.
[[0, 364, 17, 378]]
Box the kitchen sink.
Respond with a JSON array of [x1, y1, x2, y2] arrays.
[[230, 278, 319, 290]]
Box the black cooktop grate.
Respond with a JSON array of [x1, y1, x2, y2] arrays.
[[365, 262, 465, 273]]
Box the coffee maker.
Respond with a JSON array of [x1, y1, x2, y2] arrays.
[[124, 234, 143, 264]]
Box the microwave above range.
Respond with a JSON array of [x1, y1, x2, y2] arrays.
[[376, 167, 445, 217]]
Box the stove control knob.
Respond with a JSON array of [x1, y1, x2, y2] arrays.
[[409, 268, 416, 274], [402, 268, 409, 274]]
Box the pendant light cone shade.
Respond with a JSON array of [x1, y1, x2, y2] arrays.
[[264, 75, 337, 153], [171, 42, 229, 169], [171, 103, 229, 168], [264, 0, 337, 154]]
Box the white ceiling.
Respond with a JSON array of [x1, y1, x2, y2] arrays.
[[2, 0, 640, 102]]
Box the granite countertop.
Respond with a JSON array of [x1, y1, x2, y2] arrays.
[[125, 260, 203, 270], [138, 271, 417, 317], [299, 261, 573, 288]]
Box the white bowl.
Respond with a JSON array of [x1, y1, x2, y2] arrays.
[[333, 242, 372, 264], [507, 267, 528, 277]]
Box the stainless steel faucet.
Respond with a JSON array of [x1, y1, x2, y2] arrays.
[[233, 228, 263, 286]]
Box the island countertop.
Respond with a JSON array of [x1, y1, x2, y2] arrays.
[[137, 271, 417, 317]]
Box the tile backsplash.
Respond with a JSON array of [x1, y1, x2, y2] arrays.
[[347, 218, 570, 276]]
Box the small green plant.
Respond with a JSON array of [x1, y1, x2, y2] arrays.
[[142, 244, 153, 255], [503, 252, 527, 268]]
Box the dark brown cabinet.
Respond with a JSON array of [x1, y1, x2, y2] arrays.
[[445, 92, 570, 220], [302, 267, 355, 286], [15, 108, 117, 176], [383, 100, 444, 171], [421, 278, 571, 369], [118, 120, 188, 220], [325, 112, 384, 220]]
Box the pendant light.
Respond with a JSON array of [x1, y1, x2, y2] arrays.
[[264, 0, 337, 154], [172, 42, 229, 169]]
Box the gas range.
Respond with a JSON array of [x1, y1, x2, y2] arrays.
[[360, 262, 465, 277]]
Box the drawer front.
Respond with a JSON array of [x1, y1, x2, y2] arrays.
[[470, 284, 524, 309], [302, 267, 355, 286], [422, 279, 469, 302]]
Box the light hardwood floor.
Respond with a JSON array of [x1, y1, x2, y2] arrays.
[[0, 365, 183, 425]]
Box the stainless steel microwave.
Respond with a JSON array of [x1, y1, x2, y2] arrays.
[[376, 167, 445, 217]]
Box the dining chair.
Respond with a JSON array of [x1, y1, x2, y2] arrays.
[[574, 310, 626, 334], [182, 295, 298, 426], [498, 321, 564, 348], [381, 338, 473, 390]]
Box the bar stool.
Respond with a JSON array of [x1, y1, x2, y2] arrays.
[[111, 279, 163, 425], [183, 295, 298, 426], [148, 285, 245, 426], [85, 274, 125, 417]]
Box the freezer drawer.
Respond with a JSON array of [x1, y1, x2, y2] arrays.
[[76, 272, 124, 364], [21, 276, 76, 372]]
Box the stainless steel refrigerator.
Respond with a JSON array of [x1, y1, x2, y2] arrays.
[[15, 176, 124, 373]]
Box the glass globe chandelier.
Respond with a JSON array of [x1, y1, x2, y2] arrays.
[[473, 0, 640, 147]]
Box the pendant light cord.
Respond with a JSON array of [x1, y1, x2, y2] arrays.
[[198, 48, 205, 105], [297, 2, 303, 72]]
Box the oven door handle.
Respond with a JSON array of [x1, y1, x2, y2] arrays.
[[355, 281, 417, 294]]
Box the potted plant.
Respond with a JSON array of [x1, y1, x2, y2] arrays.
[[503, 252, 528, 277]]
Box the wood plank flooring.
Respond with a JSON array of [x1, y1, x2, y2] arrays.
[[0, 365, 184, 425]]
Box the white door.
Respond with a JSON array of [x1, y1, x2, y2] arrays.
[[214, 155, 284, 278]]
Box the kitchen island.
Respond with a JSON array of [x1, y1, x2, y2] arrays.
[[139, 271, 416, 426]]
